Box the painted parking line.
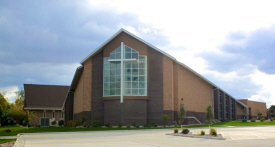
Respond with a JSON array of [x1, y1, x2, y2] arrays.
[[224, 131, 265, 141], [246, 131, 265, 139]]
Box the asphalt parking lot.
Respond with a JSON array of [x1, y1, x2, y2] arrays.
[[15, 126, 275, 147]]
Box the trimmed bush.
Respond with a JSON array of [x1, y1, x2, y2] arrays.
[[51, 120, 57, 126], [150, 121, 157, 127], [270, 118, 273, 121], [260, 118, 265, 122], [104, 123, 110, 127], [242, 119, 247, 122], [136, 126, 140, 128], [92, 120, 102, 128], [66, 120, 79, 127], [143, 124, 150, 128], [210, 128, 217, 136], [174, 128, 178, 133], [251, 119, 256, 122], [58, 120, 64, 126], [126, 125, 131, 128], [132, 122, 137, 127], [201, 130, 205, 135], [117, 124, 122, 128], [181, 128, 190, 134]]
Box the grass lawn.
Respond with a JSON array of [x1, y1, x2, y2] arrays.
[[0, 120, 274, 136], [0, 139, 16, 144]]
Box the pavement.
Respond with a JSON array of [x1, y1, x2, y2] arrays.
[[13, 126, 275, 147]]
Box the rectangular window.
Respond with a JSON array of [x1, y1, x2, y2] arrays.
[[61, 112, 64, 118], [52, 111, 55, 119], [225, 96, 229, 119], [219, 92, 223, 119], [231, 99, 235, 119], [43, 111, 46, 118], [103, 45, 147, 97]]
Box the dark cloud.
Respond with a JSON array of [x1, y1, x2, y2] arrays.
[[0, 1, 169, 91], [199, 25, 275, 74]]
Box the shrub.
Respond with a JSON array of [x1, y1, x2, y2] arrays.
[[92, 120, 102, 128], [251, 119, 256, 122], [58, 120, 65, 126], [174, 128, 178, 133], [126, 125, 131, 128], [104, 123, 110, 127], [270, 118, 273, 121], [66, 120, 79, 127], [181, 128, 190, 134], [143, 124, 150, 128], [4, 129, 11, 132], [136, 126, 139, 128], [51, 120, 57, 126], [117, 124, 122, 128], [37, 124, 41, 127], [81, 116, 86, 126], [162, 115, 169, 127], [210, 128, 217, 136], [132, 122, 137, 127], [201, 130, 205, 135], [242, 119, 247, 122], [108, 125, 113, 128], [260, 118, 265, 122], [150, 121, 157, 127]]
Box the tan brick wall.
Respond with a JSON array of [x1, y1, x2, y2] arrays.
[[163, 55, 173, 110], [74, 72, 83, 114], [83, 58, 92, 111], [239, 99, 267, 118], [176, 64, 213, 112], [236, 102, 245, 119], [30, 110, 64, 126], [248, 100, 267, 117]]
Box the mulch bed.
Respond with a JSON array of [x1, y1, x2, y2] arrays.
[[166, 133, 225, 140]]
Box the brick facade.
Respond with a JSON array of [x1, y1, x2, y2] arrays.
[[69, 30, 250, 126]]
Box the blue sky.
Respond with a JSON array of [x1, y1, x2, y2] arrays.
[[1, 0, 275, 107]]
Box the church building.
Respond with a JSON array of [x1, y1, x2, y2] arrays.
[[64, 28, 247, 126]]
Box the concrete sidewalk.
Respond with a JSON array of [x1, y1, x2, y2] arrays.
[[0, 136, 17, 139], [14, 126, 275, 147]]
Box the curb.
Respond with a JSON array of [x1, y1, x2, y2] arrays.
[[166, 133, 226, 140]]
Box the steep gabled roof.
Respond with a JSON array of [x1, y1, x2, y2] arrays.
[[75, 28, 247, 108], [24, 84, 69, 110]]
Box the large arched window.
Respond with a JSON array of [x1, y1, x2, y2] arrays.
[[103, 45, 147, 96]]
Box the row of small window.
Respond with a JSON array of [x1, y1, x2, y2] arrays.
[[109, 46, 139, 59], [124, 61, 146, 69], [104, 62, 146, 71], [104, 69, 146, 76], [104, 62, 121, 70], [103, 88, 147, 95], [125, 88, 146, 95], [104, 81, 146, 89], [104, 76, 146, 82]]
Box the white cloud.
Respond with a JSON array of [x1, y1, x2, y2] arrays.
[[0, 86, 19, 103], [247, 69, 275, 107]]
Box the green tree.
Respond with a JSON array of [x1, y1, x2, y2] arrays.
[[178, 104, 186, 126], [0, 91, 9, 117], [256, 109, 262, 119], [162, 115, 169, 127], [205, 105, 213, 125]]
